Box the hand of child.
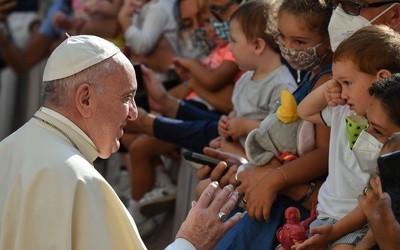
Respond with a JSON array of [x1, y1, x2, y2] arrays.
[[172, 57, 191, 80], [218, 115, 230, 137], [225, 117, 247, 140], [325, 79, 346, 107], [291, 224, 333, 250]]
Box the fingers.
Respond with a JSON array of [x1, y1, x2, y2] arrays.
[[213, 184, 239, 214], [203, 147, 225, 160], [196, 165, 212, 180], [196, 181, 220, 208], [216, 164, 238, 187], [222, 212, 243, 232], [197, 182, 235, 213], [370, 177, 382, 195]]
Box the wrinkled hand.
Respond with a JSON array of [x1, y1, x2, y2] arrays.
[[291, 224, 333, 250], [237, 163, 280, 221], [325, 79, 346, 107], [176, 181, 243, 249], [197, 147, 245, 187]]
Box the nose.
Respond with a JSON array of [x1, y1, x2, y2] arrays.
[[128, 99, 138, 121], [340, 86, 348, 100]]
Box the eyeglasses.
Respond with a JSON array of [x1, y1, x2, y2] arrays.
[[210, 0, 239, 22], [333, 0, 400, 16]]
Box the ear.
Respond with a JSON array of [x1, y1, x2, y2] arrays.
[[254, 37, 266, 56], [376, 69, 392, 81], [75, 83, 93, 118], [388, 4, 400, 29]]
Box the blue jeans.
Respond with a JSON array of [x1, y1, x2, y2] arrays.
[[215, 196, 310, 250]]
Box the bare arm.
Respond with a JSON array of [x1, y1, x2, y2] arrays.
[[188, 79, 234, 114], [175, 58, 239, 92], [0, 31, 54, 74], [297, 81, 328, 125]]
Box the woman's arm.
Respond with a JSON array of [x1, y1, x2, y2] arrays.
[[175, 58, 239, 91]]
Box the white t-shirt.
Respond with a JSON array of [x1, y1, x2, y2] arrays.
[[231, 65, 297, 147], [318, 105, 371, 220]]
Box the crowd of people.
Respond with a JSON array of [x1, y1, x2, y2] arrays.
[[1, 0, 400, 249]]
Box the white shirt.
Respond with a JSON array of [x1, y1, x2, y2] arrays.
[[317, 105, 371, 220], [0, 107, 194, 249]]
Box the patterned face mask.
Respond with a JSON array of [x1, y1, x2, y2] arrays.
[[276, 40, 327, 71], [189, 27, 216, 55], [210, 19, 231, 42]]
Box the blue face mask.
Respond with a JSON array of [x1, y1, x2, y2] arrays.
[[210, 19, 231, 42], [189, 27, 217, 55]]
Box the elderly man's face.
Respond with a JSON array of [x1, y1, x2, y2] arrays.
[[90, 60, 138, 159]]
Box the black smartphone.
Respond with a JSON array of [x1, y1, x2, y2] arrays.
[[377, 150, 400, 223], [183, 151, 234, 169]]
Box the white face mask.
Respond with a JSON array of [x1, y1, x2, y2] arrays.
[[328, 4, 397, 52], [352, 129, 383, 174]]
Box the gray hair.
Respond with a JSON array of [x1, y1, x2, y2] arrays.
[[41, 52, 128, 109]]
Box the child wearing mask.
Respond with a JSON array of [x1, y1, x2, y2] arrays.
[[211, 0, 333, 249], [294, 25, 400, 249]]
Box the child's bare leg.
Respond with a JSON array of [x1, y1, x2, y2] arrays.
[[128, 134, 178, 201]]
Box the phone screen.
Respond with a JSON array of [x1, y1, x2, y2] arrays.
[[378, 150, 400, 223]]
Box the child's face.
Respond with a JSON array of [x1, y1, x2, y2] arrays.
[[202, 10, 228, 47], [277, 12, 328, 54], [332, 58, 376, 115], [229, 19, 252, 70], [365, 97, 400, 144]]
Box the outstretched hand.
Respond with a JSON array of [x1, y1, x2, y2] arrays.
[[175, 181, 243, 249]]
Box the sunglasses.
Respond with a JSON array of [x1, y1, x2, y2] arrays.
[[210, 0, 239, 22], [333, 0, 399, 16]]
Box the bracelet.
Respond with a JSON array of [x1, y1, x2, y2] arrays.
[[298, 181, 316, 204], [276, 167, 288, 182]]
